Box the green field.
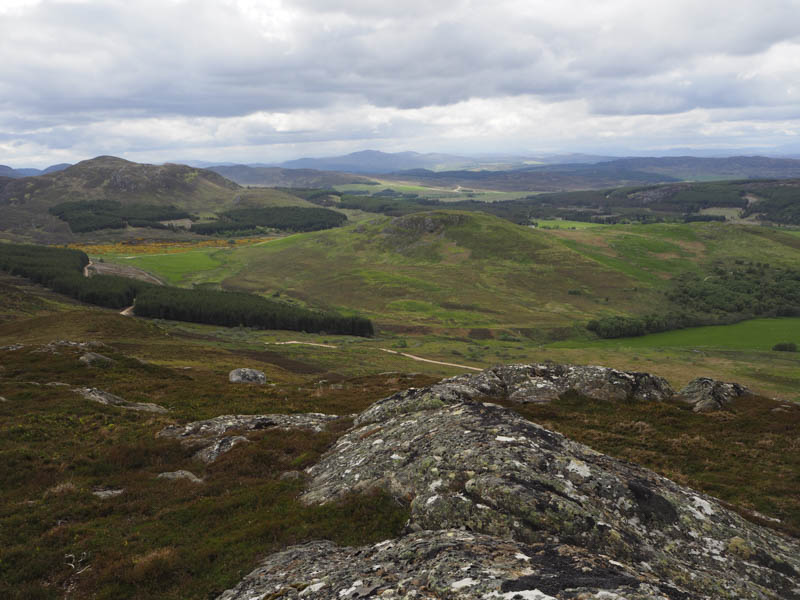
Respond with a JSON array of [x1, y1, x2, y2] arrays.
[[552, 318, 800, 351], [117, 249, 249, 286]]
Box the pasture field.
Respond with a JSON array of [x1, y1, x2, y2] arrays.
[[552, 317, 800, 352]]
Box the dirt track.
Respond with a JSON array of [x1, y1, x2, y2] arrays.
[[379, 348, 482, 371]]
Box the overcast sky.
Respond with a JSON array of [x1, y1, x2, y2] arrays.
[[2, 0, 800, 167]]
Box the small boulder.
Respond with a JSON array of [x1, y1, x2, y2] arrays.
[[679, 377, 750, 412], [157, 470, 203, 484], [92, 486, 124, 499], [229, 368, 267, 384], [79, 352, 114, 367]]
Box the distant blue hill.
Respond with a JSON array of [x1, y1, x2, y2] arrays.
[[0, 163, 71, 178]]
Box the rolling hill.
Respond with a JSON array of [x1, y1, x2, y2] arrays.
[[216, 210, 662, 337], [0, 156, 310, 242], [106, 211, 800, 341]]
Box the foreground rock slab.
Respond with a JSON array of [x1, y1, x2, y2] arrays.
[[157, 413, 339, 463], [217, 530, 686, 600], [220, 365, 798, 600]]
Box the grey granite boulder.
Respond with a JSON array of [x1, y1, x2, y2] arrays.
[[228, 368, 267, 384], [679, 377, 751, 412]]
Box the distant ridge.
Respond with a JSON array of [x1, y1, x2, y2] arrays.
[[0, 163, 71, 178], [208, 165, 377, 188], [278, 150, 482, 173]]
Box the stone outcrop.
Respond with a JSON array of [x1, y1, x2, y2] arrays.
[[218, 365, 799, 600], [356, 363, 674, 426], [157, 470, 203, 484], [79, 351, 114, 367], [75, 387, 168, 413], [679, 377, 751, 412], [228, 368, 267, 384], [91, 487, 124, 499], [157, 413, 338, 463]]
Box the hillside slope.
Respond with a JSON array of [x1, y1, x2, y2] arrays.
[[221, 211, 658, 336]]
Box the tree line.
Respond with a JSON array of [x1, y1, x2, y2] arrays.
[[588, 262, 800, 338], [135, 287, 374, 337], [49, 199, 190, 233], [0, 242, 374, 336], [191, 206, 347, 235]]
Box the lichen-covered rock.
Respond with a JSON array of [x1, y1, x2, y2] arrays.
[[228, 368, 267, 384], [157, 413, 338, 463], [356, 363, 673, 426], [302, 399, 798, 598], [679, 377, 751, 412], [75, 387, 168, 413], [216, 530, 687, 600]]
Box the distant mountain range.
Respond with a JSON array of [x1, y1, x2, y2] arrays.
[[382, 155, 800, 192], [0, 163, 71, 178]]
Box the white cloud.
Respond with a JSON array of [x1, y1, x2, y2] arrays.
[[2, 0, 800, 166]]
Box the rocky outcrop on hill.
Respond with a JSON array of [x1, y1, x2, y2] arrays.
[[218, 365, 799, 600], [158, 413, 338, 463], [679, 377, 751, 412], [228, 368, 267, 384], [356, 363, 673, 426]]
